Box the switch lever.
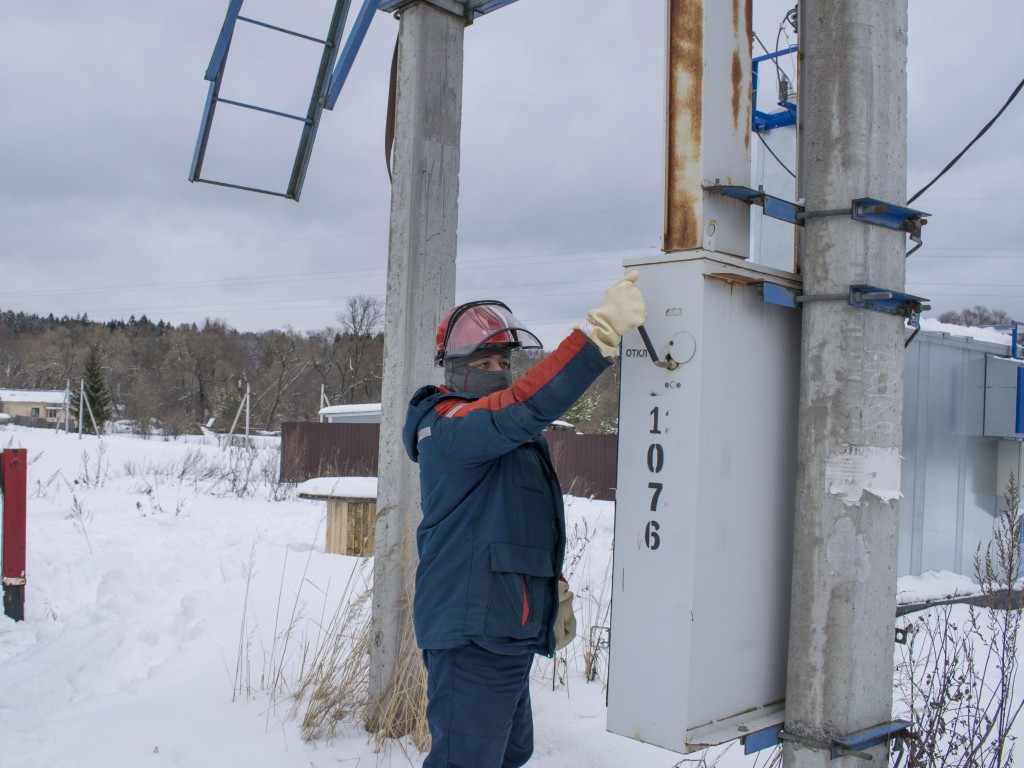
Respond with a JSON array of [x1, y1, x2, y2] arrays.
[[637, 325, 680, 370]]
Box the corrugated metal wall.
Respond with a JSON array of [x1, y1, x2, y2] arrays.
[[900, 330, 1015, 577], [281, 422, 618, 501]]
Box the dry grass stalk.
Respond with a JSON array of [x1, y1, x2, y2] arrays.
[[293, 512, 429, 754], [893, 473, 1023, 767], [363, 511, 429, 752], [291, 560, 374, 740]]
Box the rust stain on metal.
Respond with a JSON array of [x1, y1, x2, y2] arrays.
[[731, 51, 743, 131], [665, 0, 703, 252], [732, 0, 753, 149], [744, 0, 752, 151], [731, 0, 742, 130]]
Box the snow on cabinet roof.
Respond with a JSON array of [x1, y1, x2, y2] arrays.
[[0, 389, 67, 404], [297, 476, 378, 500]]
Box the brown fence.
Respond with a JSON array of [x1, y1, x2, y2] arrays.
[[280, 422, 380, 482], [280, 422, 618, 501], [543, 430, 618, 501]]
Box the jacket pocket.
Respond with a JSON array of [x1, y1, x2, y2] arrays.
[[485, 543, 554, 639], [512, 447, 548, 493]]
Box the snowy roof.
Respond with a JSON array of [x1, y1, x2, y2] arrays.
[[296, 476, 378, 500], [318, 403, 381, 416], [918, 318, 1016, 348], [317, 403, 574, 430], [318, 403, 381, 423], [0, 389, 66, 405]]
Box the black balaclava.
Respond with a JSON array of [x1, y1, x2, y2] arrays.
[[444, 348, 513, 396]]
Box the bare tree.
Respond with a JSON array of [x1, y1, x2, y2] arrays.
[[330, 296, 385, 404], [339, 295, 384, 337], [250, 329, 309, 430], [938, 306, 1013, 327]]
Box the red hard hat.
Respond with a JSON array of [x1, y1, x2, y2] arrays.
[[435, 300, 543, 365]]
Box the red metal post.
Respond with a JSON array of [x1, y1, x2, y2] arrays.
[[2, 448, 27, 621]]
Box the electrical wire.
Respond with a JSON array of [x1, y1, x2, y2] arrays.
[[756, 131, 796, 178], [0, 243, 656, 304], [785, 5, 798, 34], [775, 6, 798, 99], [908, 74, 1024, 204], [752, 22, 798, 171], [752, 30, 792, 107], [0, 204, 660, 267]]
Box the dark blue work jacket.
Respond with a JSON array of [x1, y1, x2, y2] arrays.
[[403, 330, 609, 656]]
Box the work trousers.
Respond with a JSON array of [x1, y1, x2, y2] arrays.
[[422, 643, 535, 768]]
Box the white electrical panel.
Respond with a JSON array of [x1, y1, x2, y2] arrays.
[[607, 251, 801, 753]]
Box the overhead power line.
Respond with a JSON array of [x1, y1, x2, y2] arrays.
[[0, 204, 659, 266], [909, 74, 1024, 204]]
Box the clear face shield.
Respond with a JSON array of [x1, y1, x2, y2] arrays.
[[437, 301, 543, 362], [436, 301, 544, 393]]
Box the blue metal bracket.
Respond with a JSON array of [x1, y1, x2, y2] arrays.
[[762, 282, 799, 309], [707, 185, 932, 257], [761, 720, 912, 759], [849, 285, 930, 324], [832, 720, 912, 759], [752, 44, 798, 132], [707, 184, 801, 225], [705, 270, 800, 310], [743, 723, 784, 755], [796, 285, 930, 328], [753, 106, 797, 132], [851, 198, 929, 252]]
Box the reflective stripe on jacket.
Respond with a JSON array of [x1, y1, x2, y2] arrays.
[[403, 329, 610, 655]]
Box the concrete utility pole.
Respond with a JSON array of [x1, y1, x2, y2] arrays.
[[784, 1, 908, 765], [370, 0, 464, 735]]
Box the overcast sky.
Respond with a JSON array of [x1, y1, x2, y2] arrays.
[[1, 0, 1022, 347]]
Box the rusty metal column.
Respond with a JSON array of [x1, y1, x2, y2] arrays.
[[665, 0, 752, 257], [784, 1, 908, 765], [370, 0, 463, 738]]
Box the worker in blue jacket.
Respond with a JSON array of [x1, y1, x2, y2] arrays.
[[402, 272, 646, 768]]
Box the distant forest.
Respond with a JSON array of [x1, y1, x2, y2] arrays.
[[0, 298, 621, 436], [0, 298, 387, 435]]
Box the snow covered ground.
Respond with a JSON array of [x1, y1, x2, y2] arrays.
[[0, 426, 1008, 767]]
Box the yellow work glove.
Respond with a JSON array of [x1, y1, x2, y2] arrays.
[[579, 271, 647, 358], [554, 580, 577, 651]]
